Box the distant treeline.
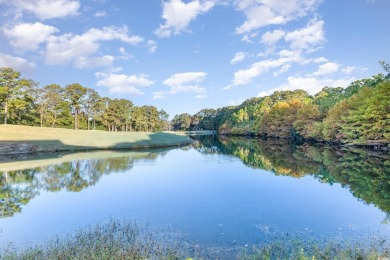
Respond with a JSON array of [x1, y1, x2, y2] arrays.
[[172, 62, 390, 145], [0, 68, 169, 131]]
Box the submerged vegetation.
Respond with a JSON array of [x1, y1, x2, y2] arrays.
[[0, 220, 184, 260], [1, 219, 389, 260]]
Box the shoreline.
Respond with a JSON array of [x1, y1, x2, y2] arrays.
[[0, 125, 194, 155], [217, 133, 390, 151]]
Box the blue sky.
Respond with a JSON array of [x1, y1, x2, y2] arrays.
[[0, 0, 388, 118]]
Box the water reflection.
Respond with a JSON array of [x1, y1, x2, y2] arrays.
[[0, 150, 168, 218], [192, 135, 390, 217], [1, 136, 389, 223]]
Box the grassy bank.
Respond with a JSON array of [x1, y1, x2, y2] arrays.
[[1, 220, 389, 260], [0, 125, 193, 154]]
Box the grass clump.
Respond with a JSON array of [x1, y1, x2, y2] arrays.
[[0, 220, 184, 260], [2, 221, 390, 260], [242, 235, 390, 260]]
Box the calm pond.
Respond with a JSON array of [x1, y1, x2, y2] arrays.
[[0, 135, 389, 254]]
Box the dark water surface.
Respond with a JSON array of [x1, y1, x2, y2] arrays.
[[0, 135, 389, 251]]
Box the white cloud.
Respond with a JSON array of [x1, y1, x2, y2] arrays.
[[273, 64, 291, 76], [3, 22, 59, 51], [0, 53, 36, 72], [313, 62, 339, 76], [230, 52, 247, 64], [235, 0, 322, 34], [226, 51, 302, 88], [95, 72, 154, 95], [94, 11, 107, 17], [163, 72, 207, 94], [146, 40, 157, 53], [154, 0, 215, 38], [285, 19, 325, 51], [195, 94, 208, 99], [118, 47, 133, 60], [45, 26, 143, 67], [152, 91, 166, 99], [73, 55, 114, 69], [9, 0, 80, 19], [258, 76, 353, 97], [342, 66, 356, 74], [261, 29, 286, 45], [313, 57, 328, 63]]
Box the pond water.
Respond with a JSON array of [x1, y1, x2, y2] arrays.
[[0, 135, 389, 253]]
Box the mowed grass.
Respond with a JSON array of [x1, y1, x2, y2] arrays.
[[0, 125, 193, 154]]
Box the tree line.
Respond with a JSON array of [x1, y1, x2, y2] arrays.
[[172, 62, 390, 145], [0, 68, 169, 132]]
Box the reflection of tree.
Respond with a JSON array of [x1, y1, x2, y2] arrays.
[[303, 146, 390, 216], [0, 173, 38, 218], [193, 136, 390, 215], [0, 151, 164, 218]]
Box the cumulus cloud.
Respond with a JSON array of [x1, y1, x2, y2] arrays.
[[312, 62, 339, 76], [118, 47, 133, 60], [6, 0, 80, 19], [225, 50, 302, 88], [0, 53, 36, 72], [94, 11, 107, 17], [273, 64, 291, 76], [195, 94, 208, 99], [227, 18, 326, 89], [235, 0, 322, 34], [258, 76, 353, 97], [230, 52, 247, 64], [261, 29, 286, 45], [154, 0, 215, 38], [146, 40, 157, 53], [45, 26, 143, 67], [73, 55, 114, 69], [95, 72, 154, 95], [342, 66, 356, 74], [3, 22, 59, 51], [163, 72, 207, 94], [152, 91, 166, 99], [285, 19, 325, 51]]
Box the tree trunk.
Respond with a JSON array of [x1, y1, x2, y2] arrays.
[[40, 113, 43, 127], [74, 111, 78, 130], [4, 101, 8, 125]]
